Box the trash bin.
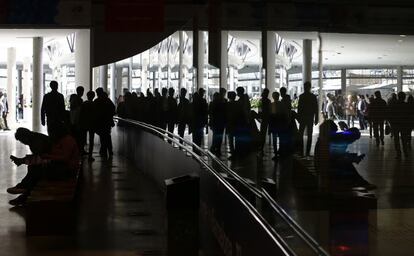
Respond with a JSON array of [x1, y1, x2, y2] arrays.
[[165, 174, 199, 256]]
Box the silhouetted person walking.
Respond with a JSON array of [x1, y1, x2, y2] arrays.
[[69, 86, 85, 152], [167, 88, 178, 135], [370, 91, 387, 146], [389, 92, 410, 159], [226, 91, 237, 158], [297, 82, 318, 157], [258, 88, 271, 156], [80, 91, 96, 162], [159, 88, 169, 130], [209, 92, 227, 156], [191, 88, 208, 153], [94, 88, 116, 158], [269, 91, 283, 160], [41, 81, 66, 135], [177, 88, 190, 142]]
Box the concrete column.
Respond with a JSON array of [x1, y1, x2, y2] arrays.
[[397, 66, 403, 92], [99, 65, 108, 92], [266, 31, 276, 92], [17, 68, 22, 100], [93, 67, 99, 90], [116, 67, 123, 98], [142, 57, 148, 93], [75, 30, 91, 90], [178, 31, 184, 90], [197, 31, 205, 90], [220, 30, 228, 90], [341, 68, 347, 96], [128, 57, 133, 91], [32, 37, 43, 133], [110, 63, 116, 103], [317, 34, 323, 123], [302, 39, 312, 85], [6, 47, 16, 128]]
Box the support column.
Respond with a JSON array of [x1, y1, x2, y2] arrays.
[[142, 56, 148, 94], [341, 68, 347, 96], [266, 31, 276, 92], [23, 57, 31, 121], [128, 57, 133, 91], [17, 68, 22, 101], [116, 67, 123, 96], [179, 31, 184, 90], [397, 66, 403, 92], [196, 31, 205, 90], [99, 65, 108, 92], [110, 63, 116, 103], [317, 34, 323, 124], [220, 30, 228, 90], [6, 47, 16, 128], [33, 37, 43, 133], [75, 30, 91, 91], [302, 39, 312, 85]]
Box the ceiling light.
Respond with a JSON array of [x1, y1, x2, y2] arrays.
[[400, 35, 406, 37], [398, 39, 403, 43]]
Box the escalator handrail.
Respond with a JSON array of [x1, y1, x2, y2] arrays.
[[115, 117, 294, 256], [115, 117, 262, 198], [262, 189, 330, 256], [115, 117, 329, 256]]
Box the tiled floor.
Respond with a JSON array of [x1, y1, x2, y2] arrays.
[[0, 130, 167, 256]]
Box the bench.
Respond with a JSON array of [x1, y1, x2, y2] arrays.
[[25, 167, 82, 236], [292, 154, 377, 209]]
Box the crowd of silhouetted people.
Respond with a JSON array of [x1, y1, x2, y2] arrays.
[[7, 80, 115, 206], [115, 82, 322, 160], [323, 90, 414, 159]]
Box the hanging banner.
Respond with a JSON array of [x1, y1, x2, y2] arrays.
[[105, 0, 164, 32]]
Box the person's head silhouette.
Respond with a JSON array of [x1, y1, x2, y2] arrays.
[[198, 88, 205, 98], [227, 91, 236, 101], [168, 88, 175, 97], [15, 127, 32, 145], [180, 88, 187, 98], [272, 91, 280, 101], [87, 90, 95, 101], [50, 81, 59, 91], [374, 91, 381, 99], [262, 88, 269, 98], [219, 88, 227, 99], [280, 87, 287, 97], [397, 91, 406, 102], [96, 87, 105, 98], [161, 88, 168, 97], [303, 82, 311, 93], [76, 86, 84, 97], [236, 87, 244, 97]]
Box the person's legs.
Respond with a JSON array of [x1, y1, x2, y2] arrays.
[[401, 128, 410, 156], [107, 130, 113, 156], [379, 121, 385, 145], [259, 120, 269, 153], [88, 130, 95, 160], [369, 121, 373, 138], [373, 121, 380, 145], [347, 115, 351, 127], [178, 123, 185, 145], [393, 129, 402, 158], [228, 132, 235, 155], [306, 122, 314, 156], [271, 131, 278, 158], [298, 122, 306, 156]]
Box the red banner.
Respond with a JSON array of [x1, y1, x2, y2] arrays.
[[105, 0, 164, 32]]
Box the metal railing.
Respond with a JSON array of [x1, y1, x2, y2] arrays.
[[114, 117, 329, 256]]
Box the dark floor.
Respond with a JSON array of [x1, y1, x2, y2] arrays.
[[0, 130, 167, 256], [200, 128, 414, 256]]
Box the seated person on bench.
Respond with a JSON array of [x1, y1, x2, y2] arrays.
[[315, 120, 376, 190], [8, 125, 80, 206], [7, 128, 52, 195]]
